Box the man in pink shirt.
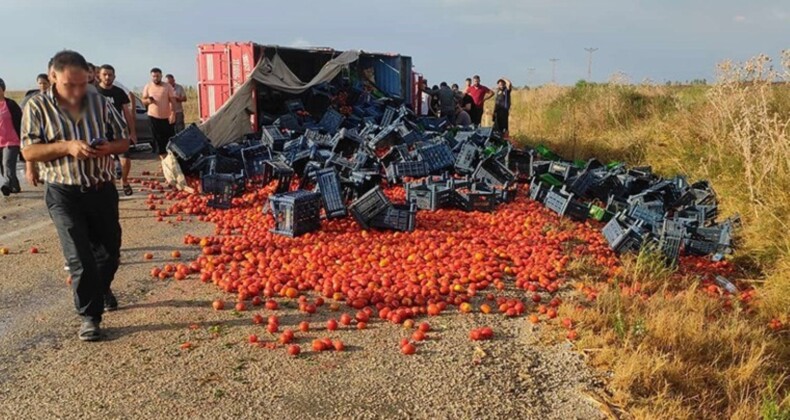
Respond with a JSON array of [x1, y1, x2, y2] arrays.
[[0, 77, 23, 195], [142, 68, 177, 158], [466, 75, 494, 126]]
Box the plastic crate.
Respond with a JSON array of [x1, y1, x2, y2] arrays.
[[285, 99, 305, 114], [201, 173, 245, 209], [472, 157, 516, 187], [332, 128, 363, 156], [370, 203, 417, 232], [602, 217, 646, 254], [319, 108, 345, 133], [659, 234, 683, 264], [406, 181, 452, 211], [531, 160, 551, 177], [454, 142, 480, 174], [269, 190, 322, 237], [547, 161, 578, 180], [685, 239, 718, 256], [386, 161, 430, 183], [507, 148, 535, 181], [628, 205, 664, 227], [349, 186, 392, 229], [544, 189, 589, 221], [167, 124, 212, 161], [529, 177, 550, 203], [262, 126, 290, 151], [315, 168, 347, 219], [453, 185, 498, 212], [589, 205, 614, 222], [345, 170, 382, 199], [568, 169, 604, 197], [380, 106, 398, 127], [262, 160, 294, 194], [537, 173, 563, 187], [368, 125, 400, 150], [241, 144, 272, 178], [418, 143, 455, 173], [304, 129, 333, 148], [535, 144, 560, 161], [275, 113, 302, 132]]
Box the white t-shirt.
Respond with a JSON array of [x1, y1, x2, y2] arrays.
[[420, 92, 431, 116]]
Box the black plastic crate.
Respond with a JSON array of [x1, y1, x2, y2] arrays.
[[568, 169, 604, 198], [269, 190, 322, 237], [349, 186, 392, 229], [201, 173, 245, 209], [454, 141, 480, 175], [241, 144, 272, 178], [529, 177, 550, 203], [262, 160, 294, 194], [418, 143, 455, 173], [319, 108, 345, 133], [453, 185, 498, 212], [472, 157, 516, 187], [285, 99, 305, 114], [370, 203, 417, 232], [315, 168, 347, 219], [685, 239, 718, 256], [368, 125, 400, 150], [544, 189, 589, 221], [659, 234, 683, 265], [386, 161, 430, 183], [332, 128, 363, 156], [345, 170, 382, 199], [406, 181, 453, 211], [507, 148, 535, 181], [628, 205, 665, 227], [275, 114, 302, 132], [304, 129, 334, 148], [167, 124, 212, 161], [262, 126, 290, 151]]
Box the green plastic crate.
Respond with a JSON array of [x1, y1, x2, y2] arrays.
[[589, 205, 614, 222], [537, 173, 563, 187], [535, 144, 560, 161]]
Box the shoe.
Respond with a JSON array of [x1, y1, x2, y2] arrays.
[[78, 320, 101, 342], [122, 184, 133, 196], [104, 290, 118, 311], [0, 185, 10, 197]]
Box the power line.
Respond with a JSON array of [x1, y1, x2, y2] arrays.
[[549, 58, 559, 84], [584, 47, 599, 81]]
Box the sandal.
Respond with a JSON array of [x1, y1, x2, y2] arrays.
[[122, 184, 133, 196]]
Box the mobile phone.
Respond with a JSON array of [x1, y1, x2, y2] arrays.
[[90, 137, 107, 147]]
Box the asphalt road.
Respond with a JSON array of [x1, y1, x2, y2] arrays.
[[0, 154, 607, 419]]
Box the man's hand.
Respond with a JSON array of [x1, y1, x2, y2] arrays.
[[168, 113, 176, 124], [93, 142, 114, 157], [67, 140, 97, 160], [25, 163, 40, 187], [129, 134, 137, 145]]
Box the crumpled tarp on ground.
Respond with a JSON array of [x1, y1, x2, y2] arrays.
[[199, 50, 361, 146]]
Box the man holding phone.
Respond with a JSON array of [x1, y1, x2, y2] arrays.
[[142, 68, 177, 158], [21, 50, 129, 342]]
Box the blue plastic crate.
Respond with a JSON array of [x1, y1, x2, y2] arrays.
[[315, 168, 347, 219], [386, 161, 430, 183], [472, 157, 516, 187], [201, 172, 245, 209], [507, 148, 535, 181], [418, 143, 455, 173], [370, 203, 417, 232], [262, 160, 294, 194], [406, 181, 453, 211], [453, 183, 498, 212], [454, 142, 480, 175], [319, 108, 345, 134], [269, 190, 322, 237], [602, 217, 647, 254], [241, 144, 272, 178], [380, 106, 398, 127], [262, 126, 290, 151], [167, 124, 212, 161], [544, 189, 589, 221], [349, 186, 392, 229]]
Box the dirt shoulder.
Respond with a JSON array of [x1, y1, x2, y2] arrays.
[[0, 155, 605, 419]]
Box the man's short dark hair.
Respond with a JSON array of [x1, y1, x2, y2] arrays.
[[165, 74, 174, 79], [440, 82, 448, 87], [50, 50, 90, 72], [100, 64, 115, 73], [150, 67, 162, 74], [36, 73, 49, 82], [451, 83, 459, 89], [473, 75, 480, 80], [465, 78, 472, 82]]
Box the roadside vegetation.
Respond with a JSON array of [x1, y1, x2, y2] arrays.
[[510, 52, 790, 419]]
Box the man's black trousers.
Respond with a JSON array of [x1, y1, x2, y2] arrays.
[[45, 183, 121, 323]]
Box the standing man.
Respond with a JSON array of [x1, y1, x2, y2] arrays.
[[165, 74, 187, 133], [0, 78, 23, 196], [422, 82, 457, 122], [98, 64, 137, 196], [20, 50, 129, 341], [466, 75, 494, 126], [142, 68, 176, 158], [493, 78, 513, 135], [418, 80, 431, 116], [462, 78, 472, 94], [24, 73, 51, 97]]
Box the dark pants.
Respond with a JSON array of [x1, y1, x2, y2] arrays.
[[46, 183, 121, 323], [0, 146, 20, 191], [470, 105, 484, 125], [150, 116, 175, 155], [174, 112, 185, 134], [494, 108, 510, 133]]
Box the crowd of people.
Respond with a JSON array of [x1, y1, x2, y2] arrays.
[[419, 74, 512, 134], [0, 62, 187, 197]]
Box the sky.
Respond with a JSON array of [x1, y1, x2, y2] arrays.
[[1, 0, 788, 91]]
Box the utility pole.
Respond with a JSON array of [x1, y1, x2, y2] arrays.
[[549, 59, 559, 84], [584, 47, 598, 81], [527, 67, 535, 87]]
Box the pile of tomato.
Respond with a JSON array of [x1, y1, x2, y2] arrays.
[[137, 178, 757, 354]]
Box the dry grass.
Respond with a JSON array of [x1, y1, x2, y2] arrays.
[[515, 53, 790, 419]]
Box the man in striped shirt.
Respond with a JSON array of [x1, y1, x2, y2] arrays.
[[21, 50, 129, 342]]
